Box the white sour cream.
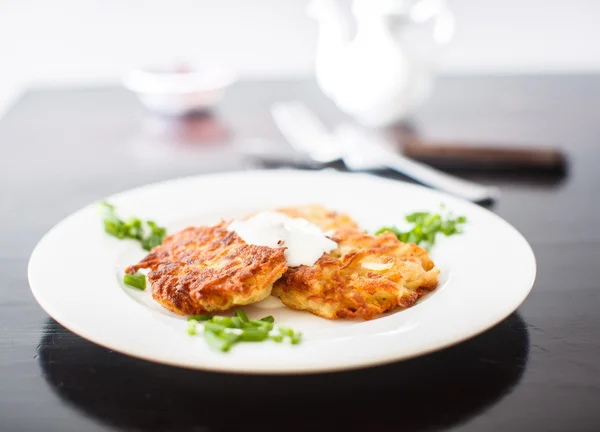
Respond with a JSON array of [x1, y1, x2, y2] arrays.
[[228, 211, 337, 267]]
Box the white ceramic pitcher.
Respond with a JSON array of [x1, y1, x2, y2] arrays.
[[309, 0, 454, 126]]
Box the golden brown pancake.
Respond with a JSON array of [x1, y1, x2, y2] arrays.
[[125, 222, 287, 315], [125, 204, 439, 320], [275, 204, 359, 231], [272, 226, 439, 320]]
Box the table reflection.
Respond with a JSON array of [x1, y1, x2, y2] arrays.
[[38, 313, 529, 431]]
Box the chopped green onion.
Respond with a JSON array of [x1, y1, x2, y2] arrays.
[[375, 206, 466, 249], [407, 232, 418, 244], [276, 325, 302, 345], [239, 328, 269, 342], [278, 326, 294, 337], [184, 309, 301, 351], [100, 202, 167, 251], [104, 219, 125, 239], [187, 319, 198, 335], [271, 334, 284, 343], [204, 330, 233, 352], [290, 332, 302, 345], [235, 309, 249, 323], [250, 319, 273, 329], [211, 316, 234, 327], [147, 220, 166, 236], [204, 322, 228, 333], [141, 233, 163, 251], [405, 212, 429, 223], [188, 314, 212, 321], [425, 232, 435, 244], [220, 330, 242, 343], [123, 272, 146, 290], [124, 218, 143, 240]]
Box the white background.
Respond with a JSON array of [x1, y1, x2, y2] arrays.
[[1, 0, 599, 116]]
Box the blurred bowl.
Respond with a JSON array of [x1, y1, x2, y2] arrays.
[[123, 64, 236, 115]]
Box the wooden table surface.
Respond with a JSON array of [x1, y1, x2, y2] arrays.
[[1, 76, 599, 432]]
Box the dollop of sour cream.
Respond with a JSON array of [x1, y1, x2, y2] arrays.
[[228, 211, 337, 267]]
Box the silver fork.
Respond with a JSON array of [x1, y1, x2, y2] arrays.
[[271, 101, 500, 202]]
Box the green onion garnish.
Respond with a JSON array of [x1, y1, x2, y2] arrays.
[[211, 316, 234, 327], [100, 202, 167, 251], [375, 206, 467, 249], [204, 330, 234, 352], [187, 314, 212, 321], [123, 271, 146, 290], [220, 330, 242, 343], [239, 327, 269, 342], [186, 309, 301, 352], [249, 319, 273, 329], [104, 219, 125, 239], [187, 319, 198, 335], [290, 332, 303, 345], [230, 317, 243, 328], [235, 309, 249, 323], [204, 322, 228, 333], [277, 326, 294, 337]]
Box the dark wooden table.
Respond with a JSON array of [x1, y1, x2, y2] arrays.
[[1, 76, 599, 432]]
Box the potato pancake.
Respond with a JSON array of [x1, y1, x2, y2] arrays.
[[275, 204, 359, 231], [125, 222, 287, 315], [272, 226, 439, 320]]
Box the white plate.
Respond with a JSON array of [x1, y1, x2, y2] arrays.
[[28, 170, 536, 374]]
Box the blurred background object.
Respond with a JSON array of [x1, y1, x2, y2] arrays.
[[270, 101, 500, 201], [123, 64, 236, 115], [1, 0, 585, 191], [309, 0, 454, 125], [2, 0, 600, 120]]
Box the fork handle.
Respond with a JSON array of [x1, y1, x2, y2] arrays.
[[337, 123, 500, 202], [379, 150, 501, 202]]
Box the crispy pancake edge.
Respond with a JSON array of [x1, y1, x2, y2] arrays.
[[126, 222, 288, 315]]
